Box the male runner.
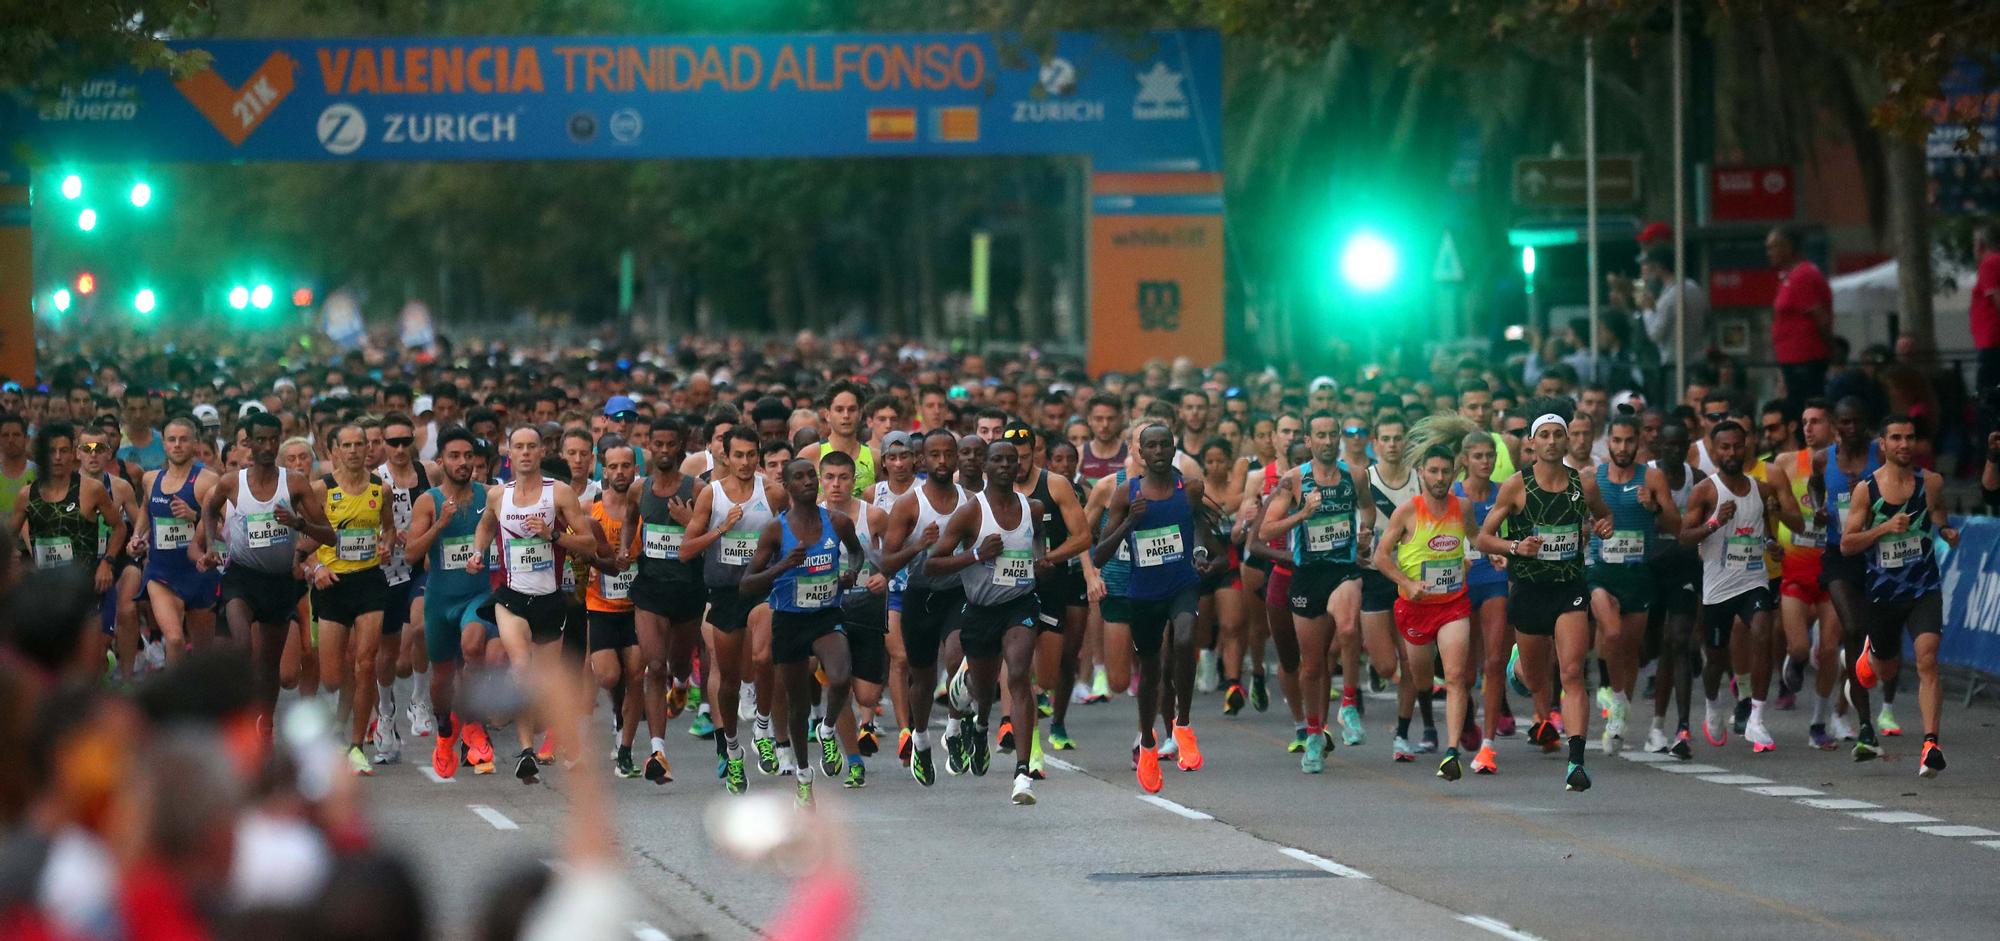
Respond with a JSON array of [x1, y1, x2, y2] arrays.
[[1237, 412, 1304, 727], [1362, 416, 1429, 759], [402, 427, 497, 777], [0, 414, 35, 520], [1814, 398, 1889, 758], [1005, 423, 1091, 760], [306, 423, 398, 776], [1260, 412, 1374, 774], [1475, 398, 1615, 792], [12, 423, 122, 666], [927, 440, 1045, 805], [1643, 424, 1706, 759], [1678, 420, 1781, 753], [869, 430, 918, 755], [1766, 398, 1849, 748], [881, 428, 964, 785], [582, 442, 647, 779], [1585, 415, 1680, 755], [370, 413, 435, 762], [1455, 431, 1514, 774], [138, 418, 222, 664], [629, 416, 707, 781], [1842, 414, 1957, 778], [1079, 396, 1127, 488], [801, 380, 877, 498], [818, 450, 890, 789], [78, 427, 146, 682], [680, 426, 788, 792]]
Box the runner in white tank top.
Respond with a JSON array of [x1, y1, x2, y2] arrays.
[[1698, 475, 1766, 606], [499, 480, 561, 596]]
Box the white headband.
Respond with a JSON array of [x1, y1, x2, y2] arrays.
[[1531, 414, 1568, 435]]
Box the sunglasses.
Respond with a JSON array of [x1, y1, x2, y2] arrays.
[[1002, 429, 1034, 441], [1761, 423, 1785, 434], [1503, 427, 1527, 438], [609, 411, 637, 422], [78, 442, 108, 454], [1342, 427, 1366, 437], [1703, 411, 1728, 422], [386, 436, 414, 448]]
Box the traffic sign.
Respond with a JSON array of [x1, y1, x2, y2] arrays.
[[1512, 156, 1641, 208], [1432, 230, 1465, 283]]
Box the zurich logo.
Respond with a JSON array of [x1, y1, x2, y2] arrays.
[[1038, 57, 1078, 96], [317, 103, 366, 155]]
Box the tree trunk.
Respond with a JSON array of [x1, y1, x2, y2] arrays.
[[1885, 135, 1934, 354]]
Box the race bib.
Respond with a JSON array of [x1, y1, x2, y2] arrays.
[[1535, 524, 1580, 561], [1133, 525, 1185, 567], [384, 556, 412, 586], [442, 535, 476, 569], [33, 537, 74, 569], [993, 548, 1035, 587], [561, 564, 578, 594], [96, 523, 108, 558], [720, 530, 757, 566], [1419, 558, 1464, 595], [794, 573, 837, 608], [1725, 535, 1762, 572], [245, 511, 287, 549], [336, 527, 376, 562], [1877, 531, 1922, 569], [507, 539, 554, 573], [1600, 530, 1645, 565], [1304, 516, 1353, 554], [1114, 542, 1132, 563], [643, 522, 684, 559], [153, 516, 193, 550], [1791, 512, 1826, 550], [601, 569, 635, 600]]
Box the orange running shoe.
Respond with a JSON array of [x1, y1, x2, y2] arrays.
[[536, 731, 556, 765], [1136, 745, 1164, 793], [1472, 743, 1498, 775], [666, 683, 688, 719], [1854, 638, 1879, 689], [462, 721, 495, 767], [1550, 709, 1565, 735], [433, 733, 460, 779], [1173, 725, 1204, 771]]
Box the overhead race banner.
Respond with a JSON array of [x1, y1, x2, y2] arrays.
[[9, 30, 1221, 172]]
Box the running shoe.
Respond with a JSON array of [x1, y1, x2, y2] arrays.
[[1012, 772, 1036, 805], [755, 737, 780, 775], [1830, 713, 1857, 741], [1173, 725, 1203, 771], [1732, 698, 1751, 737], [1136, 746, 1164, 792], [911, 747, 936, 786], [687, 711, 717, 739], [1392, 736, 1415, 762], [997, 719, 1016, 753], [615, 747, 640, 779], [665, 683, 688, 719], [1250, 672, 1270, 712], [1301, 730, 1326, 774], [1288, 728, 1309, 753], [536, 731, 556, 765], [818, 731, 842, 777], [1602, 713, 1626, 757], [1089, 667, 1112, 703], [897, 728, 913, 765], [1550, 709, 1564, 735], [739, 682, 759, 723], [433, 733, 459, 779], [1506, 646, 1531, 697], [724, 753, 748, 794], [407, 704, 435, 738], [1157, 727, 1180, 762], [1782, 657, 1807, 706], [642, 749, 672, 783], [686, 683, 703, 712], [1528, 720, 1561, 752], [1338, 705, 1366, 746], [1564, 762, 1591, 792], [1703, 703, 1729, 747], [1495, 713, 1517, 738], [1596, 685, 1615, 720], [969, 722, 991, 777], [1196, 650, 1220, 693], [1223, 683, 1247, 716], [1471, 743, 1498, 775], [945, 725, 970, 776], [845, 761, 867, 789], [1877, 704, 1902, 737], [1028, 732, 1046, 779], [858, 724, 879, 758], [1437, 750, 1462, 782], [1458, 721, 1482, 754], [1643, 726, 1671, 754], [462, 721, 495, 767], [515, 748, 539, 784], [1917, 740, 1946, 779], [796, 774, 814, 809], [1854, 638, 1879, 689], [777, 745, 798, 777], [348, 744, 375, 777], [1746, 715, 1776, 753], [371, 718, 403, 765], [1071, 681, 1094, 704], [1417, 727, 1439, 754], [1852, 729, 1881, 762], [1808, 724, 1836, 751], [1047, 722, 1075, 751], [1367, 665, 1387, 694], [1670, 729, 1693, 761], [1037, 691, 1053, 718]]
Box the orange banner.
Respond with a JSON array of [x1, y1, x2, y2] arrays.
[[174, 51, 298, 146], [1088, 212, 1224, 376], [0, 186, 33, 384]]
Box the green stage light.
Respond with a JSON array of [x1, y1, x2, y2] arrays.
[[1338, 231, 1398, 294], [60, 175, 82, 200]]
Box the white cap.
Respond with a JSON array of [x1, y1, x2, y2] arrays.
[[192, 404, 221, 425], [413, 394, 435, 416], [1308, 375, 1336, 392], [1610, 389, 1644, 414], [238, 401, 267, 419]]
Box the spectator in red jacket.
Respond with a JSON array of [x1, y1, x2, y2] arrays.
[[1766, 225, 1833, 413]]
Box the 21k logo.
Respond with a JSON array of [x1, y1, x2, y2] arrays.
[[174, 52, 299, 146]]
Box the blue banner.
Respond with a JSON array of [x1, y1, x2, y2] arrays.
[[1940, 517, 2000, 676], [4, 31, 1221, 172]]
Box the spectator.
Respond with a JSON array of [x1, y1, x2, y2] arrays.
[[1971, 224, 2000, 431], [1766, 224, 1833, 411], [1982, 430, 1999, 514], [1634, 245, 1710, 375]]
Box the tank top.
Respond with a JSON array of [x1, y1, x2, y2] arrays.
[[424, 484, 489, 598], [826, 499, 880, 609], [903, 481, 965, 593], [1079, 441, 1127, 488], [1290, 460, 1359, 568], [1862, 472, 1941, 603], [1368, 464, 1422, 520], [0, 461, 36, 520], [498, 479, 562, 596], [1453, 479, 1506, 587], [1125, 473, 1199, 602], [1260, 461, 1292, 572], [636, 474, 701, 587], [960, 491, 1037, 607], [147, 462, 207, 574], [376, 462, 431, 586], [1511, 467, 1585, 584], [1648, 460, 1699, 559], [1589, 463, 1653, 567], [1395, 494, 1467, 603], [1098, 470, 1133, 597], [228, 468, 295, 575], [703, 479, 773, 587], [1028, 470, 1075, 569], [769, 508, 842, 614], [585, 496, 635, 613], [814, 442, 876, 499], [317, 472, 384, 574], [1775, 449, 1826, 556], [1698, 474, 1767, 605], [25, 473, 96, 572], [871, 479, 912, 516], [1822, 441, 1881, 556]]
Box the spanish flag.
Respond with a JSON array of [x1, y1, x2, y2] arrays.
[[867, 107, 917, 142]]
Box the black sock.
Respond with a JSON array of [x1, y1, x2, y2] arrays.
[[1444, 745, 1459, 759], [1597, 659, 1612, 689], [1923, 732, 1938, 744], [1251, 668, 1266, 681], [1396, 715, 1412, 738], [1417, 689, 1435, 728], [1016, 760, 1030, 777], [1568, 735, 1585, 763]]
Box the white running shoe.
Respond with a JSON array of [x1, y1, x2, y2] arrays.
[[1071, 682, 1094, 704], [1703, 702, 1729, 746], [1195, 650, 1220, 693], [1830, 713, 1857, 741], [1011, 772, 1036, 805], [1643, 725, 1672, 754], [1746, 715, 1776, 753], [1158, 729, 1180, 761], [370, 717, 402, 764], [777, 744, 798, 776], [1601, 716, 1626, 755], [738, 682, 759, 723], [407, 704, 435, 738]]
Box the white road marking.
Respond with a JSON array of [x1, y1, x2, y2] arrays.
[[1137, 794, 1213, 821], [1618, 751, 1674, 763], [1695, 774, 1772, 785], [1278, 846, 1371, 880], [1042, 755, 1081, 773], [468, 804, 519, 831], [1975, 840, 2000, 851], [1456, 914, 1548, 941], [1653, 763, 1727, 774], [420, 766, 456, 785], [1743, 785, 1823, 797], [1796, 798, 1880, 811], [1911, 825, 2000, 838], [1850, 811, 1941, 824], [628, 922, 672, 941]]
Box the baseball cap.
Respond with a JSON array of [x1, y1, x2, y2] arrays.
[[1610, 390, 1645, 415], [882, 430, 915, 452], [273, 377, 296, 392], [604, 394, 638, 419], [1309, 375, 1337, 393], [413, 394, 434, 416], [192, 404, 221, 426], [238, 401, 266, 419], [1001, 420, 1036, 444], [1637, 221, 1672, 245]]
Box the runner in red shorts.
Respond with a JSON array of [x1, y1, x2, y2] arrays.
[[1767, 397, 1850, 749]]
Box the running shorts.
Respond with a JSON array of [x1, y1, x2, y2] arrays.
[[772, 608, 844, 665], [1701, 587, 1774, 649], [1394, 595, 1471, 646]]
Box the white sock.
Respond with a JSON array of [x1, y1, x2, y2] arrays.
[[912, 730, 929, 750], [1810, 693, 1831, 724], [1481, 737, 1495, 751], [376, 683, 396, 719], [1749, 699, 1765, 721], [944, 716, 960, 738], [754, 714, 771, 736], [650, 736, 666, 756], [797, 763, 814, 783], [1650, 715, 1665, 732], [411, 669, 431, 708]]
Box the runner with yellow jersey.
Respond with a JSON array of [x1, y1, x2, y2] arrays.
[[305, 423, 399, 777]]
